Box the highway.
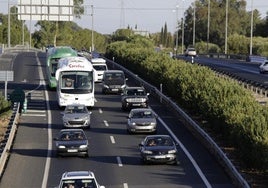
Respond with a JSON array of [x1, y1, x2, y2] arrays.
[[181, 55, 268, 87], [0, 51, 242, 188]]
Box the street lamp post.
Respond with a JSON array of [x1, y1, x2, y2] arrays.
[[181, 0, 185, 54], [91, 5, 94, 52], [175, 5, 179, 56], [193, 1, 196, 46], [250, 0, 253, 55], [8, 0, 10, 48], [225, 0, 229, 55], [207, 0, 210, 53]]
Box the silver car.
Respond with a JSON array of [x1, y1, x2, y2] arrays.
[[61, 104, 92, 128], [259, 60, 268, 73], [127, 108, 157, 134]]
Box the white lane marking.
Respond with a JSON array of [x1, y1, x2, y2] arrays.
[[116, 156, 123, 167], [26, 110, 46, 113], [104, 120, 109, 127], [150, 108, 212, 188], [123, 183, 128, 188], [21, 114, 46, 117], [110, 136, 115, 144], [38, 52, 52, 188], [99, 108, 103, 114]]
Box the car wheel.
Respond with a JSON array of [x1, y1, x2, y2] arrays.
[[169, 159, 178, 165], [141, 158, 148, 165]]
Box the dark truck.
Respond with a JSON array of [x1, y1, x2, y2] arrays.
[[102, 70, 127, 94]]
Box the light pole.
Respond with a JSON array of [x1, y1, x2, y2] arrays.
[[250, 0, 253, 55], [207, 0, 210, 53], [181, 0, 185, 54], [8, 0, 10, 48], [193, 1, 196, 46], [175, 5, 179, 56], [225, 0, 229, 55], [91, 5, 94, 52]]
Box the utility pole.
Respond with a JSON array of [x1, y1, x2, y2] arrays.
[[225, 0, 229, 55], [207, 0, 210, 53], [91, 5, 94, 52], [250, 0, 253, 55]]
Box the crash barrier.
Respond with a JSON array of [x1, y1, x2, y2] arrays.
[[105, 58, 250, 188], [246, 55, 266, 63], [0, 102, 20, 178]]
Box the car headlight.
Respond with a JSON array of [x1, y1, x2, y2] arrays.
[[140, 98, 147, 102], [121, 84, 126, 89], [130, 122, 136, 126], [79, 145, 88, 149], [142, 150, 153, 154], [103, 84, 109, 88], [58, 145, 66, 149], [168, 149, 177, 154]]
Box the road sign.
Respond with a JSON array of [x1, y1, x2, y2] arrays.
[[0, 71, 14, 81], [17, 0, 74, 21]]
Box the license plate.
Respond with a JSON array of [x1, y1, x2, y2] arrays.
[[155, 155, 166, 159], [132, 104, 140, 106], [112, 89, 118, 91], [67, 149, 78, 152]]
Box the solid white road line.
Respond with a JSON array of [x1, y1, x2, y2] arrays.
[[150, 108, 212, 188], [123, 183, 128, 188], [38, 52, 52, 188]]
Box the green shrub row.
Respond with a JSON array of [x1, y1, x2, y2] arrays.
[[0, 94, 11, 114], [105, 38, 268, 171]]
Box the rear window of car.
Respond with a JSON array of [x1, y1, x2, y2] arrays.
[[61, 179, 97, 188]]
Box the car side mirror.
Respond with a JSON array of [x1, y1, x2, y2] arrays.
[[53, 137, 58, 141]]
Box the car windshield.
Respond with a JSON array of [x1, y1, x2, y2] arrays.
[[61, 178, 97, 188], [132, 111, 153, 118], [146, 137, 173, 146], [65, 106, 87, 113], [126, 89, 145, 96], [60, 131, 86, 141], [104, 72, 124, 80], [93, 65, 107, 71]]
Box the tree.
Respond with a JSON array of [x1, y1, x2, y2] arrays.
[[181, 0, 262, 53]]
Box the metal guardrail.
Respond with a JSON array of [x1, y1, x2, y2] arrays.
[[105, 58, 250, 188], [0, 102, 20, 178]]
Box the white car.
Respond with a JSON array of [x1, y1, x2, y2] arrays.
[[185, 48, 197, 57], [91, 58, 108, 82], [259, 60, 268, 73], [58, 171, 105, 188]]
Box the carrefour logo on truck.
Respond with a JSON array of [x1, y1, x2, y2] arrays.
[[68, 63, 85, 69]]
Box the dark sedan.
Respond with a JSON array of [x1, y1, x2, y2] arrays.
[[139, 135, 178, 165], [54, 129, 89, 157]]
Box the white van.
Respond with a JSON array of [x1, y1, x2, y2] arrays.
[[91, 58, 108, 82]]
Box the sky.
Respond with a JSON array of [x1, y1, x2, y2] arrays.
[[0, 0, 267, 34]]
